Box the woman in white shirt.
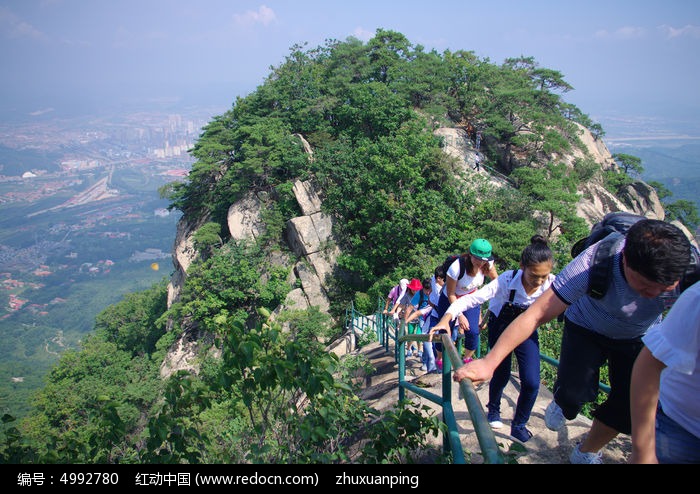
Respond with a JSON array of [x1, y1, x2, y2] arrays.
[[431, 235, 555, 443]]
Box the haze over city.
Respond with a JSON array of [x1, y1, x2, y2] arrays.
[[1, 0, 700, 139]]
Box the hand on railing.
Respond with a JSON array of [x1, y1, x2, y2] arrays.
[[453, 358, 493, 386]]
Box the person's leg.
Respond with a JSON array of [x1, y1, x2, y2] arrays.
[[511, 330, 540, 428], [553, 320, 606, 420], [486, 320, 511, 420], [579, 419, 619, 454], [583, 336, 644, 453], [461, 305, 481, 360], [426, 312, 443, 367], [422, 341, 437, 372]]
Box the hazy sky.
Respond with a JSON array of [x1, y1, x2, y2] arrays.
[[1, 0, 699, 134]]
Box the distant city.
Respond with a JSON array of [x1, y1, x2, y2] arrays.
[[0, 104, 229, 418]]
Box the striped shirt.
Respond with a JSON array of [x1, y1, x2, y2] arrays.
[[552, 236, 665, 339]]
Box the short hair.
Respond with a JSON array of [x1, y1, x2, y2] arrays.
[[434, 264, 445, 280], [624, 219, 691, 285], [521, 234, 553, 267], [422, 278, 432, 290]]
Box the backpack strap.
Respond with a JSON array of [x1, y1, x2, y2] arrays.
[[458, 255, 467, 280], [508, 269, 518, 303], [588, 233, 623, 299]]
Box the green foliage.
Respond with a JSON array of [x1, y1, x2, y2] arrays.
[[356, 326, 378, 348], [603, 168, 634, 194], [192, 222, 222, 259], [572, 157, 599, 182], [139, 372, 210, 464], [665, 199, 700, 230], [359, 399, 444, 464], [19, 335, 162, 462], [510, 162, 584, 242], [275, 306, 335, 343], [171, 242, 291, 336], [612, 152, 644, 177], [94, 282, 168, 356], [353, 292, 373, 315], [336, 353, 375, 390]]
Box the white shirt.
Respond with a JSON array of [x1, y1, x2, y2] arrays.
[[445, 269, 555, 320], [446, 257, 494, 296], [642, 281, 700, 439]]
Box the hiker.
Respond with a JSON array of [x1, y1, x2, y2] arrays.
[[395, 278, 424, 357], [630, 280, 700, 464], [419, 265, 445, 373], [403, 278, 432, 358], [430, 239, 498, 367], [454, 219, 691, 463], [383, 278, 408, 320], [431, 235, 555, 442]]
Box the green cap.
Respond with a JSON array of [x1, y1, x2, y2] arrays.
[[469, 238, 493, 261]]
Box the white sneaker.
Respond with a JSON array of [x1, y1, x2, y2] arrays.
[[487, 410, 504, 429], [544, 400, 566, 431], [569, 442, 603, 464]]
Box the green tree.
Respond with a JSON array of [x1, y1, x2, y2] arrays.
[[94, 282, 168, 356], [665, 199, 700, 230], [612, 153, 644, 177], [511, 162, 585, 241], [193, 221, 223, 259]]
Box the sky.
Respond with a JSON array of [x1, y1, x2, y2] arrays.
[[1, 0, 699, 137]]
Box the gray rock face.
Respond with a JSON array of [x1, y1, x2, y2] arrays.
[[227, 193, 266, 242]]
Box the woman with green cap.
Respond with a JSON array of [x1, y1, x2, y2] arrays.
[[428, 238, 498, 365]]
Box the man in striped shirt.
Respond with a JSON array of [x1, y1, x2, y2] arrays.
[[454, 219, 691, 464]]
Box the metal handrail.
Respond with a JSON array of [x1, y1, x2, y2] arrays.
[[396, 330, 505, 464], [345, 301, 611, 464], [346, 303, 505, 464]]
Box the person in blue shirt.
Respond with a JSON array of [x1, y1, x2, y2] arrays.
[[404, 278, 433, 360]]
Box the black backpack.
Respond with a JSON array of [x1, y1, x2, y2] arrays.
[[441, 254, 468, 282], [571, 211, 700, 299], [570, 211, 645, 259]]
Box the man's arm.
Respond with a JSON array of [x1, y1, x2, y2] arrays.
[[453, 287, 566, 384], [630, 346, 665, 464]]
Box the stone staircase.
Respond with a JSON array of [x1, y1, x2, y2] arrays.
[[353, 340, 632, 464]]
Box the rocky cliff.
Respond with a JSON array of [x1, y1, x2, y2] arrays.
[[159, 124, 670, 378]]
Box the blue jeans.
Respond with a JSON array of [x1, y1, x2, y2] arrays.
[[459, 304, 481, 351], [421, 319, 437, 372], [486, 308, 540, 427], [434, 291, 481, 352], [656, 406, 700, 464]]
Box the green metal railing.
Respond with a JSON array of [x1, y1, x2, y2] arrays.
[[346, 303, 505, 464], [344, 300, 612, 464]]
